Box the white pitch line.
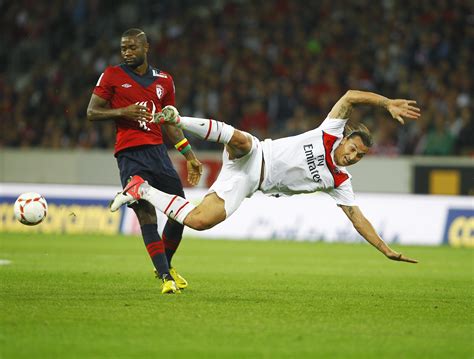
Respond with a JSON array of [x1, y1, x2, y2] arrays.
[[0, 259, 12, 266]]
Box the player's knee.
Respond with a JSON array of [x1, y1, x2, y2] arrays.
[[229, 130, 252, 154], [188, 217, 217, 231], [185, 210, 219, 231], [226, 130, 252, 159]]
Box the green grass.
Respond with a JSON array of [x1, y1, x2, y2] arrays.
[[0, 233, 472, 359]]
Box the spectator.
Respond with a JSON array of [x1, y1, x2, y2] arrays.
[[455, 107, 474, 156], [422, 114, 455, 156], [1, 0, 471, 157], [239, 100, 271, 139]]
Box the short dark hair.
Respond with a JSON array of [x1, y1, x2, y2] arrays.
[[122, 28, 147, 43], [345, 124, 373, 147]]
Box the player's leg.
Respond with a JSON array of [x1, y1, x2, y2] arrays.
[[182, 192, 227, 230], [159, 106, 253, 159], [111, 140, 261, 228], [149, 158, 186, 266], [151, 219, 189, 289], [130, 200, 179, 293], [225, 130, 253, 159], [119, 177, 224, 230], [143, 144, 189, 289], [161, 220, 183, 267], [131, 201, 169, 278], [111, 134, 262, 230], [153, 165, 189, 289], [115, 148, 178, 294]]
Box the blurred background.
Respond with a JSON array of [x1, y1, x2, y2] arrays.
[[1, 0, 473, 155], [0, 0, 473, 198], [0, 2, 472, 244]]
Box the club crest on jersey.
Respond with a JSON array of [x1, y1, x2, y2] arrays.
[[121, 83, 132, 88], [155, 85, 165, 99]]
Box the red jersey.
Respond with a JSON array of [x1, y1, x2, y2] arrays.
[[93, 64, 175, 155]]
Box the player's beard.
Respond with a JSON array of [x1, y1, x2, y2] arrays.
[[125, 55, 145, 69]]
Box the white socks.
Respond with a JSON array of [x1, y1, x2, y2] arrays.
[[139, 183, 195, 224], [179, 116, 234, 144]]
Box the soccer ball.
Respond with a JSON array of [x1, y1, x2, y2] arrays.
[[13, 192, 48, 226]]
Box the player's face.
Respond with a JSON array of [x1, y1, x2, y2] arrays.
[[120, 37, 148, 69], [334, 136, 369, 167]]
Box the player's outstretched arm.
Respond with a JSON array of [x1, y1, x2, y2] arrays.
[[327, 90, 421, 124], [86, 94, 152, 122], [339, 205, 418, 263]]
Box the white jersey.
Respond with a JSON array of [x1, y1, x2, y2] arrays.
[[260, 118, 356, 206]]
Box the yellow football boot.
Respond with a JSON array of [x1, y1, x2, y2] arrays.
[[169, 267, 188, 289], [154, 268, 188, 290], [160, 278, 180, 294]]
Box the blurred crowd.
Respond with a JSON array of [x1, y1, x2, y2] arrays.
[[1, 0, 473, 156]]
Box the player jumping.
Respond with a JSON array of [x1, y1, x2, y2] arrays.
[[111, 90, 420, 264]]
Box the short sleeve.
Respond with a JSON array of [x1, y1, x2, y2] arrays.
[[93, 67, 114, 101], [318, 118, 347, 137], [162, 75, 176, 107], [327, 179, 356, 206]]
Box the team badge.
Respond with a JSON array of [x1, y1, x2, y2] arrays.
[[156, 85, 165, 99]]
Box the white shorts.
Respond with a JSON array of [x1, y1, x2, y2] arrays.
[[208, 135, 262, 217]]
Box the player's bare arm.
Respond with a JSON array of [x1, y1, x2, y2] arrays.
[[328, 90, 421, 124], [161, 124, 203, 186], [339, 205, 418, 263], [86, 94, 152, 122]]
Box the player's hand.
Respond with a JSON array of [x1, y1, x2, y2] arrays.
[[187, 159, 203, 186], [385, 249, 418, 264], [387, 99, 421, 124], [119, 104, 153, 122]]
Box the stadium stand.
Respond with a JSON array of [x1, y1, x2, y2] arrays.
[[1, 0, 472, 155]]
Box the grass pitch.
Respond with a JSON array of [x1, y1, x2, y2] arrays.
[[0, 232, 472, 358]]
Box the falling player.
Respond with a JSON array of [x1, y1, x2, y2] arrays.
[[87, 28, 202, 294], [111, 90, 421, 264]]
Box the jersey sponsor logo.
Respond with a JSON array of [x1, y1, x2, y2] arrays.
[[121, 83, 132, 88], [304, 144, 324, 183], [155, 85, 165, 99]]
